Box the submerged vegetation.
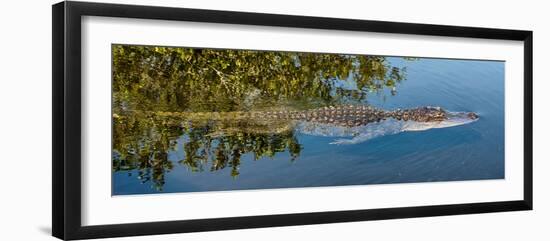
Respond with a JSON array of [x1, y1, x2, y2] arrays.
[[112, 44, 411, 191]]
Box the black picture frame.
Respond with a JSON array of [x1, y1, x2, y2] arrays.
[[52, 1, 533, 240]]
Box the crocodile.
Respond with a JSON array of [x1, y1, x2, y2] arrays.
[[242, 105, 476, 127], [117, 105, 479, 144]]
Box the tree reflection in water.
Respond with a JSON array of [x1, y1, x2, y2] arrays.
[[112, 45, 412, 191]]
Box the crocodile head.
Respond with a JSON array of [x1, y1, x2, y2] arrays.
[[397, 107, 478, 132], [406, 107, 479, 123]]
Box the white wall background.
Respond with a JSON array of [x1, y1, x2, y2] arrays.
[[0, 0, 547, 240]]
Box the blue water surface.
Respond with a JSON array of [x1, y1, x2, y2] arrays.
[[113, 57, 504, 195]]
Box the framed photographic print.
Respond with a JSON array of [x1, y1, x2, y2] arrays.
[[52, 1, 533, 240]]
